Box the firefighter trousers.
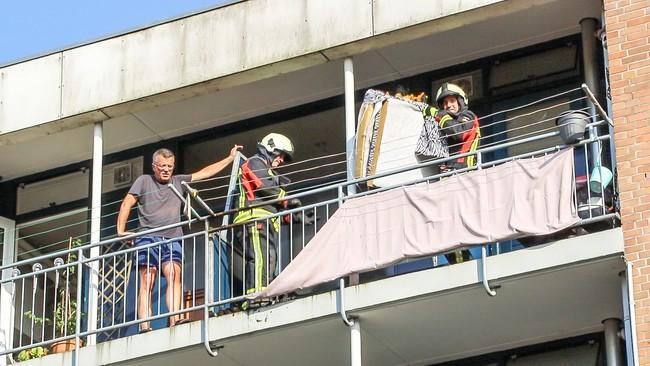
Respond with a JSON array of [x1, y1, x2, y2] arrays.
[[237, 220, 278, 294]]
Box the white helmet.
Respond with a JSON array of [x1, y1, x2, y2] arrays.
[[260, 133, 295, 162], [435, 82, 468, 109]]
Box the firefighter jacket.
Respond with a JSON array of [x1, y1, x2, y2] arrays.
[[233, 147, 289, 230], [424, 106, 481, 169]]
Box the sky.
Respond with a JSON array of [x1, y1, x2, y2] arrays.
[[0, 0, 233, 66]]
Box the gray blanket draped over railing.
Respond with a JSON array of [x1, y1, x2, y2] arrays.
[[257, 148, 579, 298]]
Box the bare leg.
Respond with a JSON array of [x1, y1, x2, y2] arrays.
[[138, 266, 157, 331], [161, 261, 182, 326]]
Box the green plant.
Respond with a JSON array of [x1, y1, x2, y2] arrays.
[[24, 238, 83, 339], [16, 346, 48, 361]]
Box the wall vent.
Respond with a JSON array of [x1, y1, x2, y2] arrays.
[[113, 164, 132, 188]]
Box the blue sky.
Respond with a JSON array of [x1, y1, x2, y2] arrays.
[[0, 0, 232, 66]]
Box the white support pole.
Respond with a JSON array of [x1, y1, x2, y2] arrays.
[[350, 320, 361, 366], [344, 57, 357, 196], [603, 318, 624, 366], [87, 122, 103, 345], [0, 217, 16, 366], [344, 57, 360, 285]]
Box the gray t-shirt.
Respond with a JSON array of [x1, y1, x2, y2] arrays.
[[128, 174, 192, 239]]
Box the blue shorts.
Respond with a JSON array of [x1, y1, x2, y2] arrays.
[[135, 236, 183, 268]]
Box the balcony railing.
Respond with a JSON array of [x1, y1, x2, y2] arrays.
[[0, 85, 618, 361]]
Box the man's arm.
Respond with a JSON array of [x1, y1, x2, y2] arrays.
[[117, 193, 138, 236], [190, 145, 243, 182]]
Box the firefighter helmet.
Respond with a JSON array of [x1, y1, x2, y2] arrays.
[[260, 133, 295, 162], [435, 83, 468, 109]]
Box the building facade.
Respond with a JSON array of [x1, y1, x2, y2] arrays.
[[0, 0, 647, 365]]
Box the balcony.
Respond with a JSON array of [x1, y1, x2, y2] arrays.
[[0, 85, 622, 365]]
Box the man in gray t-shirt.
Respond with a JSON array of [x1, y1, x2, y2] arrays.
[[117, 145, 241, 331]]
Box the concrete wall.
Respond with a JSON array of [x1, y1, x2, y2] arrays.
[[0, 0, 503, 138], [604, 0, 650, 364]]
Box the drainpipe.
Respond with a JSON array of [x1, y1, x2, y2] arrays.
[[599, 11, 617, 171], [622, 260, 640, 366], [339, 279, 361, 366], [580, 18, 602, 167], [603, 318, 624, 366], [87, 121, 103, 345], [351, 320, 361, 366]]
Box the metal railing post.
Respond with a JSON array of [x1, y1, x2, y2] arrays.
[[74, 246, 83, 366]]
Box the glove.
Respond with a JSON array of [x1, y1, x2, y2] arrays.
[[434, 109, 450, 122], [422, 106, 438, 117], [293, 210, 315, 225], [278, 175, 291, 186]]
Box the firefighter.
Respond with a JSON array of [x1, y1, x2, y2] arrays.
[[233, 133, 309, 307], [426, 82, 481, 170], [425, 83, 481, 264]]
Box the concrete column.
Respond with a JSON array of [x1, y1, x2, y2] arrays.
[[603, 318, 624, 366], [0, 217, 16, 366], [87, 122, 103, 345], [350, 319, 361, 366]]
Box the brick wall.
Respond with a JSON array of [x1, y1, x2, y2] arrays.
[[603, 0, 650, 363]]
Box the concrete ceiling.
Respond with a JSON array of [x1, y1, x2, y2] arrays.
[[115, 255, 623, 366], [0, 0, 600, 182]]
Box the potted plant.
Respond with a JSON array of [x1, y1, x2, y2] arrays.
[[16, 346, 48, 361], [25, 238, 84, 354]]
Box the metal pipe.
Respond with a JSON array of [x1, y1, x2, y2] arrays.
[[87, 121, 103, 345], [603, 318, 624, 366], [351, 320, 361, 366], [481, 245, 497, 296], [598, 18, 618, 173], [344, 57, 357, 196], [581, 17, 602, 167], [582, 84, 613, 127], [626, 260, 640, 366], [181, 181, 216, 216], [168, 183, 201, 219], [339, 278, 354, 326]]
